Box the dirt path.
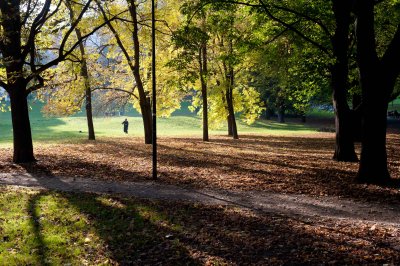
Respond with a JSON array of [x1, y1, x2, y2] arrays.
[[1, 173, 400, 227]]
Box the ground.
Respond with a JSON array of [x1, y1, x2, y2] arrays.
[[1, 132, 399, 202], [1, 129, 400, 264]]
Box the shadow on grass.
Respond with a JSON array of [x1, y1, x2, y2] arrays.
[[27, 193, 47, 265], [18, 185, 400, 265], [21, 166, 200, 265]]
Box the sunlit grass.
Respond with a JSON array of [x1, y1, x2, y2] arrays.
[[0, 101, 328, 146], [0, 187, 191, 265]]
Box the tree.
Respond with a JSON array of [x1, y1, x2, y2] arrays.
[[200, 0, 359, 161], [95, 0, 153, 144], [66, 0, 95, 140], [0, 0, 108, 162], [170, 22, 210, 141], [354, 0, 400, 183]]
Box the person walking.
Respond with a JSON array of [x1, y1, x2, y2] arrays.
[[122, 118, 129, 134]]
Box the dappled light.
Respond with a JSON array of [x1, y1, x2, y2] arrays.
[[0, 133, 399, 204]]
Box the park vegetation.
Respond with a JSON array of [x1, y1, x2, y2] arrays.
[[1, 0, 400, 186]]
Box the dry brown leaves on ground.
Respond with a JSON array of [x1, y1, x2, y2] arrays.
[[0, 132, 399, 204]]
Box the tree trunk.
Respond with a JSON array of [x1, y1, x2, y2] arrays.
[[357, 97, 390, 183], [332, 99, 358, 162], [129, 0, 153, 144], [226, 75, 238, 139], [227, 114, 233, 136], [140, 98, 153, 144], [331, 0, 358, 162], [66, 0, 95, 140], [199, 44, 209, 141], [355, 0, 393, 183], [0, 2, 35, 163], [9, 81, 36, 163], [76, 29, 95, 141], [277, 104, 285, 123], [331, 66, 358, 162]]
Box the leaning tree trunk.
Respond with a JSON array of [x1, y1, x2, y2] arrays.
[[76, 30, 95, 141], [226, 76, 238, 139], [67, 1, 95, 140], [129, 0, 153, 144], [9, 80, 36, 163]]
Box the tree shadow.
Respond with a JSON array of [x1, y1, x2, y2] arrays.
[[27, 193, 47, 266], [21, 165, 200, 265], [19, 180, 400, 265]]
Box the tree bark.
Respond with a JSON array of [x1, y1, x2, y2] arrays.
[[199, 44, 209, 141], [277, 102, 285, 123], [9, 80, 36, 163], [225, 39, 238, 139], [0, 1, 36, 163], [76, 29, 96, 141], [66, 0, 96, 141], [354, 0, 398, 183], [226, 70, 238, 139], [331, 0, 358, 162], [128, 0, 153, 144]]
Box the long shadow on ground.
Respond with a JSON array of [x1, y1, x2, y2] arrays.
[[13, 166, 400, 265]]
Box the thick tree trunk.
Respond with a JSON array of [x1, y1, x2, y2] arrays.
[[357, 97, 390, 183], [9, 81, 36, 163], [140, 99, 153, 144], [331, 0, 358, 162], [355, 0, 394, 183], [0, 1, 35, 162], [331, 65, 358, 162], [332, 99, 358, 162], [227, 114, 233, 136]]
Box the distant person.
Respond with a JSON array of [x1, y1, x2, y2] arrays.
[[122, 118, 129, 134], [395, 110, 399, 119]]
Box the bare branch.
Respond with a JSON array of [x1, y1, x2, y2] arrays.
[[92, 87, 139, 100], [26, 10, 123, 82]]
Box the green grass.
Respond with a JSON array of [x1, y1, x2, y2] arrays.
[[0, 188, 196, 265], [0, 101, 323, 145]]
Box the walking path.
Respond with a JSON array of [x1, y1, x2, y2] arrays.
[[1, 173, 400, 227]]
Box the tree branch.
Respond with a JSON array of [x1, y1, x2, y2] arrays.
[[258, 0, 331, 56], [26, 10, 123, 83], [92, 87, 139, 100], [0, 80, 9, 91]]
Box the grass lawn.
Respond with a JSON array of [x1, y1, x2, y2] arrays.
[[1, 187, 399, 265], [0, 101, 329, 146]]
